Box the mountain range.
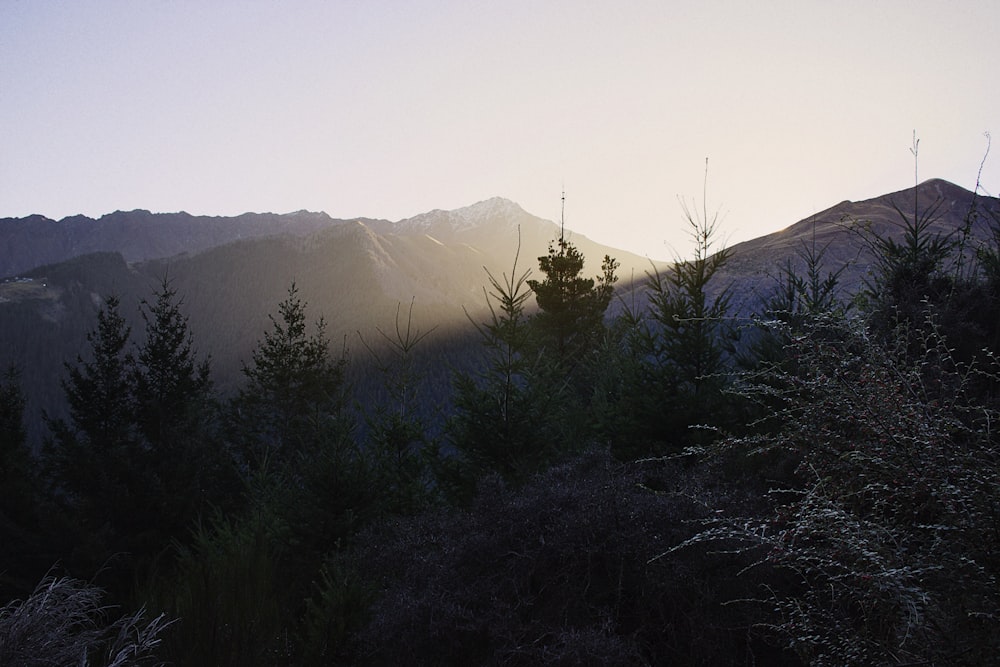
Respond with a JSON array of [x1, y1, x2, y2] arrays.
[[2, 179, 997, 446]]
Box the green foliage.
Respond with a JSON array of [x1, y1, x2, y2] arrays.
[[0, 366, 47, 599], [132, 277, 234, 537], [0, 367, 27, 464], [745, 230, 852, 372], [527, 238, 619, 364], [346, 450, 796, 665], [623, 172, 737, 453], [133, 278, 213, 449], [0, 367, 31, 519], [299, 556, 373, 665], [447, 240, 571, 495], [359, 299, 437, 515], [765, 232, 850, 328], [43, 295, 150, 564], [42, 284, 233, 583], [860, 194, 956, 337], [50, 295, 136, 459], [145, 510, 289, 667], [232, 282, 351, 471]]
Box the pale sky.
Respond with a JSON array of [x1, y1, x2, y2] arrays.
[[2, 0, 998, 261]]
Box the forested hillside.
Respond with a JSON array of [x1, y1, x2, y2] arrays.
[[3, 180, 1000, 665]]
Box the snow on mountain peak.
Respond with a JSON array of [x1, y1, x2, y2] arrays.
[[399, 197, 531, 233]]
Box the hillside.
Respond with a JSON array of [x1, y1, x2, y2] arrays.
[[2, 181, 996, 447], [0, 209, 352, 278], [718, 178, 999, 311], [5, 181, 1000, 665], [0, 198, 661, 446]]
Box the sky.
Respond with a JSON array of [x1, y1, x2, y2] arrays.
[[2, 1, 998, 261]]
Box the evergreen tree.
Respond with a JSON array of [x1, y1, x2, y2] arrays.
[[133, 277, 213, 454], [745, 231, 852, 370], [527, 237, 619, 365], [359, 299, 436, 515], [859, 135, 959, 354], [447, 241, 567, 495], [630, 166, 736, 451], [0, 366, 45, 597], [132, 277, 233, 536], [43, 295, 148, 574], [232, 282, 350, 472], [50, 295, 136, 459]]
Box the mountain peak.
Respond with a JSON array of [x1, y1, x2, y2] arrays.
[[399, 197, 533, 234]]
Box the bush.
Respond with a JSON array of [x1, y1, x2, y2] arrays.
[[345, 449, 799, 665], [683, 315, 1000, 665]]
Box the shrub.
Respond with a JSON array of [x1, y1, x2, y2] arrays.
[[679, 314, 1000, 665], [345, 449, 799, 665]]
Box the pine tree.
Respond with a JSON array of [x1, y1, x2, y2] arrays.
[[359, 299, 436, 515], [133, 277, 213, 454], [43, 295, 149, 573], [527, 238, 619, 365], [0, 366, 28, 489], [447, 239, 567, 495], [232, 283, 350, 471], [132, 277, 232, 536], [0, 366, 43, 595], [631, 164, 736, 450]]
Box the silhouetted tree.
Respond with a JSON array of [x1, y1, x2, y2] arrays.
[[231, 282, 350, 472], [359, 299, 437, 515], [43, 295, 150, 577], [447, 239, 568, 496], [527, 237, 619, 366], [132, 277, 233, 536], [629, 167, 736, 450], [0, 366, 46, 598]]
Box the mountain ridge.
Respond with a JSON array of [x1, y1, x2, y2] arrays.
[[3, 179, 998, 448]]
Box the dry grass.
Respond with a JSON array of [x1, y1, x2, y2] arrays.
[[0, 573, 172, 667]]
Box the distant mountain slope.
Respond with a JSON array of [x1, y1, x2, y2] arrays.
[[0, 197, 661, 447], [718, 179, 999, 311], [0, 209, 354, 278], [3, 182, 996, 447]]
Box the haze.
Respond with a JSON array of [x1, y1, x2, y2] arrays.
[[2, 0, 998, 261]]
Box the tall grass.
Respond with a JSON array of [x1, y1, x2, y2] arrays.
[[0, 573, 171, 666]]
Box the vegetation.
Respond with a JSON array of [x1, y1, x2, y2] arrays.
[[3, 171, 1000, 664], [0, 574, 171, 667]]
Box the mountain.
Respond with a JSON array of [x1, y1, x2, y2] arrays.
[[0, 197, 661, 447], [2, 181, 996, 447], [718, 178, 999, 311], [0, 209, 352, 279]]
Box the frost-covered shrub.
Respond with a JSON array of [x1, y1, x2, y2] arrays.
[[679, 315, 1000, 665]]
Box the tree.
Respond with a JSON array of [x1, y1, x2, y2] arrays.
[[131, 277, 232, 536], [49, 295, 135, 458], [132, 277, 213, 454], [630, 163, 736, 450], [744, 229, 852, 372], [0, 367, 27, 464], [358, 299, 437, 515], [859, 134, 959, 352], [44, 296, 145, 542], [527, 237, 619, 365], [0, 366, 45, 597], [232, 282, 350, 471], [447, 238, 568, 495]]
